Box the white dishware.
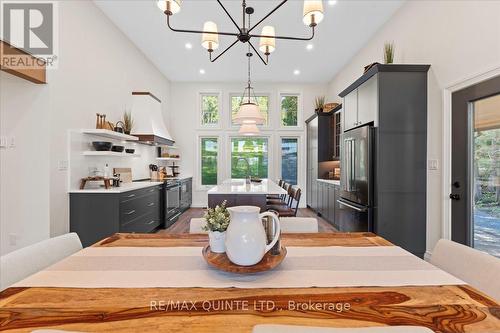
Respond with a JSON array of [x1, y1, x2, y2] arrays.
[[225, 206, 280, 266], [208, 231, 226, 253]]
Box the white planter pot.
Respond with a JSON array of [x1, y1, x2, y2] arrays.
[[209, 231, 226, 253]]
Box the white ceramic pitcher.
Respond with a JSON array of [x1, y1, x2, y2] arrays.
[[225, 206, 280, 266]]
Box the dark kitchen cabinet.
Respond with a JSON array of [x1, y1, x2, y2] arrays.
[[306, 116, 318, 210], [70, 184, 163, 247], [317, 108, 342, 162], [180, 177, 192, 212]]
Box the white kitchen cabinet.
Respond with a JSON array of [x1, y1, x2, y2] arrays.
[[343, 89, 358, 131], [357, 74, 378, 127]]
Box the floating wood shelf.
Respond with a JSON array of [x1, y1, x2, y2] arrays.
[[81, 129, 139, 141], [82, 151, 141, 157], [0, 40, 47, 84]]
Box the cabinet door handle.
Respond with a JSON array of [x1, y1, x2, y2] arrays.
[[146, 220, 156, 225], [125, 210, 136, 215], [147, 202, 155, 207], [127, 194, 136, 198]]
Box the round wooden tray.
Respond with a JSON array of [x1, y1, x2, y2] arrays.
[[202, 245, 287, 274]]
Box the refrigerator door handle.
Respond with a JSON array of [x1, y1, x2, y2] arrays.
[[337, 199, 367, 212], [350, 139, 355, 191]]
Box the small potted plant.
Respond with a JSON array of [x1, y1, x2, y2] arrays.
[[203, 200, 230, 253], [123, 111, 134, 135], [384, 42, 395, 64], [314, 96, 325, 114]]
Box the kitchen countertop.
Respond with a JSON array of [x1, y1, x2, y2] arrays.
[[317, 179, 340, 186], [208, 179, 287, 195], [69, 181, 164, 194]]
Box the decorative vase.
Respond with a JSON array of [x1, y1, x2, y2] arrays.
[[225, 206, 280, 266], [209, 231, 226, 253]]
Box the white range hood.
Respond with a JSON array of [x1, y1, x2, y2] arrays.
[[130, 92, 174, 146]]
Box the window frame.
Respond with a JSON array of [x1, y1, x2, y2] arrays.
[[198, 92, 222, 129], [197, 134, 222, 190], [278, 92, 302, 130], [279, 136, 300, 185], [227, 134, 273, 180], [229, 92, 271, 129]]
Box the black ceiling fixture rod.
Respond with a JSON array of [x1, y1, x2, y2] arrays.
[[161, 0, 320, 64]]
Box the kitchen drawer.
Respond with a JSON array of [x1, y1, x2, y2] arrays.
[[120, 212, 161, 233], [120, 185, 162, 203], [119, 192, 161, 225]]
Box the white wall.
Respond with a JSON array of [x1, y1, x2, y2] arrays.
[[326, 0, 500, 255], [169, 82, 328, 207], [0, 0, 172, 254]]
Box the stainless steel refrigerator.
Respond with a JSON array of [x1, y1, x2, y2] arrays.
[[338, 125, 374, 232]]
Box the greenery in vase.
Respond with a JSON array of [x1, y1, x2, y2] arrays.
[[123, 111, 134, 133], [203, 200, 231, 232], [314, 96, 325, 111], [384, 42, 395, 64]]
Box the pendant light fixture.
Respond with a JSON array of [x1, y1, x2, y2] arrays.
[[158, 0, 324, 64], [233, 50, 265, 134]]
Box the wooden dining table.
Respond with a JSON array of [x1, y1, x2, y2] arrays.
[[0, 233, 498, 332]]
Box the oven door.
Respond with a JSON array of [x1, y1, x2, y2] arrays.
[[165, 185, 180, 219]]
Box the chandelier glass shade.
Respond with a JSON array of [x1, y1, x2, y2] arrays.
[[159, 0, 324, 64], [238, 123, 260, 136], [201, 21, 219, 51], [234, 102, 265, 125], [303, 1, 324, 26]]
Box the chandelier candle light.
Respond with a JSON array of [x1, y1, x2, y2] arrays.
[[157, 0, 325, 64]]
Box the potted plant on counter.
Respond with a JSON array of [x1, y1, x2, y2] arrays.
[[203, 200, 230, 253]]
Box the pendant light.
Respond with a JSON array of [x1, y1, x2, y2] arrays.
[[238, 123, 260, 136], [233, 51, 265, 128]]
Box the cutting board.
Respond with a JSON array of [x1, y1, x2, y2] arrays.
[[113, 168, 132, 183]]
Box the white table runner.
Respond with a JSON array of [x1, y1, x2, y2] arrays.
[[14, 246, 464, 288]]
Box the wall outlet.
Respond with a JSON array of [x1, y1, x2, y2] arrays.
[[58, 160, 68, 171], [8, 136, 15, 148], [9, 233, 17, 246], [428, 159, 439, 170]]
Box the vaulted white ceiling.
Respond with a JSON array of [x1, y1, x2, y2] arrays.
[[94, 0, 404, 82]]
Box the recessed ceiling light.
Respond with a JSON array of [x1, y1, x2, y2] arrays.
[[185, 42, 193, 49], [306, 43, 314, 51], [199, 69, 206, 74], [293, 69, 300, 75], [328, 0, 337, 5]]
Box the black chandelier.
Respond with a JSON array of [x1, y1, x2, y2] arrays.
[[157, 0, 325, 65]]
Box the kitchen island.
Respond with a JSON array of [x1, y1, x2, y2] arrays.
[[207, 179, 287, 211]]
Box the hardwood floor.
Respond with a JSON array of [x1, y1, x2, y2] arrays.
[[159, 208, 337, 234]]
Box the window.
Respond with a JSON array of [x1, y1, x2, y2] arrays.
[[200, 93, 220, 126], [200, 137, 218, 186], [231, 137, 268, 179], [280, 94, 299, 127], [281, 138, 298, 185], [231, 95, 269, 126]]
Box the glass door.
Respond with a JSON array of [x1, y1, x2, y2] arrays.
[[471, 94, 500, 257]]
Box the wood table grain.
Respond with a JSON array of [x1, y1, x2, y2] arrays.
[[0, 233, 498, 332]]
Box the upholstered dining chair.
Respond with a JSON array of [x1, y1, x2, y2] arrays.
[[190, 216, 318, 233], [430, 239, 500, 301], [0, 233, 83, 291]]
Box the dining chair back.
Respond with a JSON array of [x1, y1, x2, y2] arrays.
[[430, 239, 500, 301], [0, 233, 82, 291]]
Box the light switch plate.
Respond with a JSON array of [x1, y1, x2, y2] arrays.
[[428, 159, 439, 170], [58, 160, 68, 171]]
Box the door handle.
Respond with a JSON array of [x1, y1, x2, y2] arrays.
[[449, 194, 460, 200]]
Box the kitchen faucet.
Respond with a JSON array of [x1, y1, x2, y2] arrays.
[[236, 157, 251, 184]]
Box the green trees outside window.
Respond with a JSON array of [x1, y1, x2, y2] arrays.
[[201, 138, 218, 185], [281, 138, 298, 185], [231, 138, 268, 179], [231, 96, 269, 126], [281, 95, 298, 126], [201, 94, 219, 126]]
